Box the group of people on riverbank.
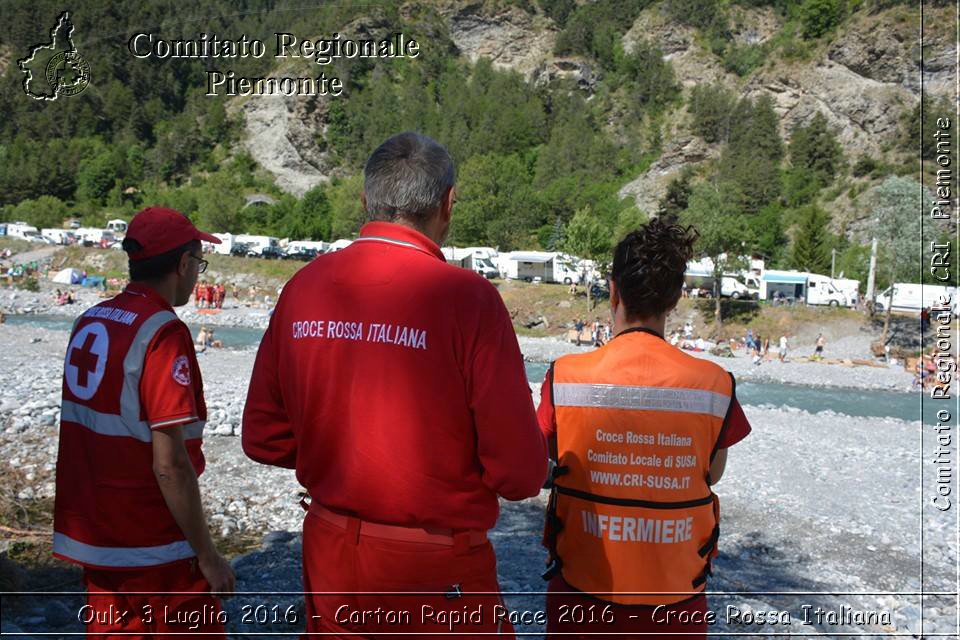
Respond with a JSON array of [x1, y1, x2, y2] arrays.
[[193, 281, 226, 309], [571, 317, 611, 346]]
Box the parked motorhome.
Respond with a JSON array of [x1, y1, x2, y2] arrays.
[[759, 270, 848, 306], [499, 251, 580, 284], [7, 222, 42, 242], [75, 228, 116, 247], [235, 234, 279, 256], [41, 228, 77, 245], [285, 240, 329, 255], [441, 247, 499, 278], [875, 283, 957, 314]]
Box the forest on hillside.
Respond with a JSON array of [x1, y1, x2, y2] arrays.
[[0, 0, 953, 288]]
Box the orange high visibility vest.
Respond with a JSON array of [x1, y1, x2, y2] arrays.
[[545, 327, 734, 605]]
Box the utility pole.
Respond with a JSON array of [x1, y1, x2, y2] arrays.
[[831, 248, 836, 279], [865, 237, 878, 310]]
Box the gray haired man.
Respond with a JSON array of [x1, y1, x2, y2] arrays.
[[243, 132, 547, 637]]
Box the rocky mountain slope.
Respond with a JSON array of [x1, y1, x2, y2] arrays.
[[238, 1, 953, 219]]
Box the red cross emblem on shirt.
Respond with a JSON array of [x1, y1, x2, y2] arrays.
[[69, 332, 101, 388]]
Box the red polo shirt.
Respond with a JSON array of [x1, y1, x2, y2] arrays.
[[242, 222, 547, 531]]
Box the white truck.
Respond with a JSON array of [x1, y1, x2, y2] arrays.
[[875, 283, 958, 314], [499, 251, 581, 284]]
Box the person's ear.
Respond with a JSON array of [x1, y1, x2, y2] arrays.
[[609, 279, 620, 313], [177, 251, 192, 277], [440, 187, 455, 225]]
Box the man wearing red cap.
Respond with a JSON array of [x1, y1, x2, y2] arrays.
[[243, 132, 548, 637], [54, 206, 235, 638]]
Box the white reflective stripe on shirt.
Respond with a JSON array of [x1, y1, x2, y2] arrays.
[[61, 399, 152, 442], [120, 310, 179, 426], [62, 401, 206, 443], [553, 383, 731, 419], [53, 531, 194, 567]]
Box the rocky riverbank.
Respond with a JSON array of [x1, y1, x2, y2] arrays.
[[0, 320, 952, 637]]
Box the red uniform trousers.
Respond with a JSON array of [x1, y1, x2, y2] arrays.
[[302, 505, 515, 638], [82, 558, 223, 640], [546, 575, 708, 639]]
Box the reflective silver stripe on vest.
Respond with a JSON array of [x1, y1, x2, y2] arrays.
[[553, 383, 730, 419], [53, 532, 194, 567], [64, 310, 191, 442], [61, 401, 206, 443], [120, 310, 179, 427]]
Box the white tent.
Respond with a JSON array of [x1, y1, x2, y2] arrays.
[[52, 268, 83, 285]]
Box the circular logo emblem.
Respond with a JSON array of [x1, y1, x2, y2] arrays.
[[45, 51, 90, 97], [65, 322, 109, 400], [172, 355, 191, 386]]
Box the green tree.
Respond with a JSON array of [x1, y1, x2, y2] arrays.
[[800, 0, 846, 39], [868, 176, 926, 342], [451, 152, 538, 249], [613, 207, 649, 245], [680, 181, 751, 328], [658, 170, 694, 217], [562, 206, 615, 310], [294, 186, 334, 240], [12, 196, 68, 229], [781, 167, 822, 207], [789, 112, 843, 184], [76, 150, 121, 205], [748, 203, 787, 266], [328, 175, 366, 240], [619, 41, 680, 115], [720, 95, 784, 213], [689, 84, 737, 144], [790, 205, 832, 272]]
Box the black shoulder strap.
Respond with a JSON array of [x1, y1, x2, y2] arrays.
[[709, 372, 736, 464]]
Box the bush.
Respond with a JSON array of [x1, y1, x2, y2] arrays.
[[722, 44, 767, 77], [800, 0, 846, 39]]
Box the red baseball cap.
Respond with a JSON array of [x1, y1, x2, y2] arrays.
[[124, 207, 220, 260]]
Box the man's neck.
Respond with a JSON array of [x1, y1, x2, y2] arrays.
[[391, 215, 445, 246]]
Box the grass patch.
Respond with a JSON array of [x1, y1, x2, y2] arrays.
[[0, 238, 34, 255], [205, 254, 305, 284], [497, 279, 603, 337]]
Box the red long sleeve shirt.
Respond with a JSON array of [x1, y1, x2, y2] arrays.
[[242, 222, 547, 531]]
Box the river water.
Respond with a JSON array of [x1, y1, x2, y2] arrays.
[[8, 314, 931, 423]]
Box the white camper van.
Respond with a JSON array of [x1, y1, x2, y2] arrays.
[[499, 251, 580, 284], [7, 222, 43, 242], [442, 247, 499, 279], [875, 283, 957, 314], [805, 273, 850, 307], [760, 270, 847, 306], [41, 228, 76, 245]]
